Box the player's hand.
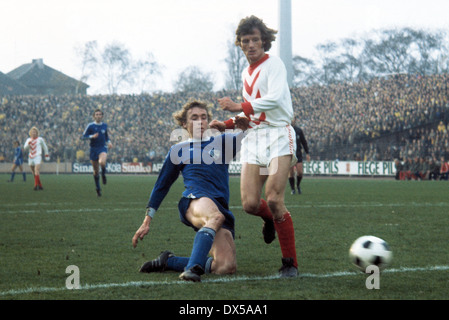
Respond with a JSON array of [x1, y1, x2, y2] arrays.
[[234, 116, 250, 131], [132, 216, 152, 248], [218, 97, 243, 112], [91, 133, 99, 139], [209, 120, 226, 132]]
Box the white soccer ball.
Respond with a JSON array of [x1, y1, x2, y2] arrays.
[[349, 235, 392, 272]]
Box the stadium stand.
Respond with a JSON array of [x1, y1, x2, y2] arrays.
[[1, 74, 448, 165]]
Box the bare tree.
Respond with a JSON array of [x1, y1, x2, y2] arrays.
[[173, 66, 214, 93], [100, 42, 135, 94], [134, 52, 162, 93], [292, 55, 318, 86], [75, 40, 98, 94], [224, 36, 247, 91]]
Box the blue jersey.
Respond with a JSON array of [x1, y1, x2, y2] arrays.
[[147, 133, 242, 211], [82, 122, 110, 149], [14, 146, 23, 164]]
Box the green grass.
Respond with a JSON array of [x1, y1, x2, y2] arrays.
[[1, 174, 448, 300]]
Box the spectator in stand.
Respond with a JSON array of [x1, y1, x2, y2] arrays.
[[410, 156, 421, 180], [402, 157, 413, 180], [394, 159, 404, 180], [439, 156, 449, 180], [429, 156, 440, 180], [419, 157, 430, 180]]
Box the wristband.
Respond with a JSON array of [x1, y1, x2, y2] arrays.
[[146, 207, 156, 218]]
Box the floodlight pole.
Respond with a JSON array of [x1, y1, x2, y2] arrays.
[[278, 0, 293, 87]]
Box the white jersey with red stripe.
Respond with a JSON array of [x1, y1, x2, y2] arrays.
[[24, 137, 48, 159], [238, 54, 294, 129]]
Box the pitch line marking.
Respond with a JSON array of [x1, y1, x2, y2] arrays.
[[2, 201, 449, 214], [1, 265, 448, 297]]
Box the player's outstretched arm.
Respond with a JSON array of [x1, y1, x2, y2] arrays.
[[132, 215, 152, 248]]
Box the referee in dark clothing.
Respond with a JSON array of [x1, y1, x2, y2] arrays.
[[289, 120, 310, 194]]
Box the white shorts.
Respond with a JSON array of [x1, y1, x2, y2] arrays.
[[240, 125, 297, 168], [28, 156, 42, 166]]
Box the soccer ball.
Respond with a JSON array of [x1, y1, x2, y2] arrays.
[[349, 235, 392, 272]]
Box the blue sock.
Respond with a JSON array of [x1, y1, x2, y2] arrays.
[[166, 256, 189, 272], [10, 172, 15, 181], [94, 175, 100, 190], [205, 257, 214, 274], [23, 173, 26, 181], [185, 227, 216, 271]]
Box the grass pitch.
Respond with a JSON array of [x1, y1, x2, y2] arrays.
[[1, 173, 448, 301]]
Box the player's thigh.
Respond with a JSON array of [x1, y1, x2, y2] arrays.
[[265, 156, 292, 213], [240, 162, 267, 212], [210, 228, 236, 274], [98, 152, 108, 164], [34, 163, 41, 175], [185, 197, 225, 231]]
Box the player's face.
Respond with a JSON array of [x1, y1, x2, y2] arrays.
[[30, 129, 38, 139], [94, 111, 103, 123], [240, 28, 265, 64], [184, 107, 209, 139]]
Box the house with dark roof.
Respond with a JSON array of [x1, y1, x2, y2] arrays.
[[0, 71, 36, 95], [4, 59, 89, 95]]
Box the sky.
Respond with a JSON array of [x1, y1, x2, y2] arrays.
[[1, 0, 449, 94]]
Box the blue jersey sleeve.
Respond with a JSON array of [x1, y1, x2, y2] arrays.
[[146, 148, 182, 211], [81, 123, 93, 140]]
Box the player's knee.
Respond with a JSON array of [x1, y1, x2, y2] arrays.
[[242, 199, 260, 215], [213, 258, 236, 275], [266, 195, 284, 214], [206, 211, 225, 230]]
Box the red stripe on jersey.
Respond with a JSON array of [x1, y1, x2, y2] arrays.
[[244, 70, 261, 96], [247, 54, 269, 75]]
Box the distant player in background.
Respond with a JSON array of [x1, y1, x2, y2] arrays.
[[23, 127, 49, 190], [289, 119, 310, 195], [82, 109, 113, 197], [133, 100, 244, 282], [8, 140, 26, 182]]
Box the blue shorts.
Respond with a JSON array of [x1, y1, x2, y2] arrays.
[[178, 197, 235, 239], [14, 158, 23, 166], [90, 147, 107, 161]]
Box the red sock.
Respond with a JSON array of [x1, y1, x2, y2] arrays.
[[34, 175, 39, 187], [274, 212, 298, 268], [256, 199, 273, 221], [37, 175, 42, 187]]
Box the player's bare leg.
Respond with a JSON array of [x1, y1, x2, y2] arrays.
[[99, 152, 108, 185], [179, 197, 235, 281], [240, 163, 276, 243], [209, 228, 236, 275], [92, 160, 101, 196]]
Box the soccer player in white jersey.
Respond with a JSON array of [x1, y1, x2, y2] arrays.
[[211, 15, 298, 277], [23, 127, 49, 190]]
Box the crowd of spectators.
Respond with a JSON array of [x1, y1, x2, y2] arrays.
[[1, 74, 448, 168]]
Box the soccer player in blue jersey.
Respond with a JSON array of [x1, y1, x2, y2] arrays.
[[132, 100, 245, 282], [8, 141, 26, 182], [81, 109, 113, 197]]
